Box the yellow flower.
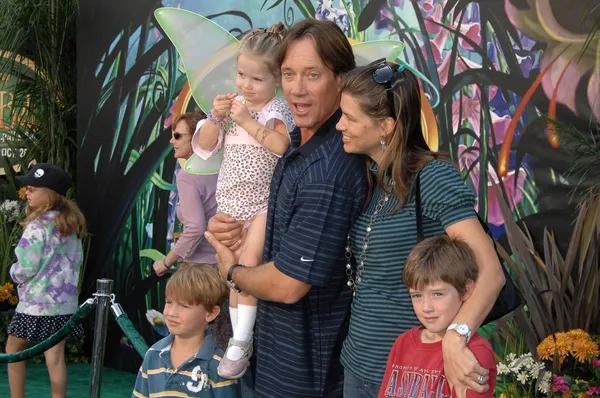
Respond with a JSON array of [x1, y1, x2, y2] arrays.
[[537, 329, 599, 364], [17, 187, 27, 200], [8, 295, 18, 305], [566, 329, 588, 340], [571, 339, 600, 363]]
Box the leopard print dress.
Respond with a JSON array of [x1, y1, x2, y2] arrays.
[[194, 96, 295, 221]]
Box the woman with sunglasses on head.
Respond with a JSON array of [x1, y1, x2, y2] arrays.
[[336, 61, 505, 397]]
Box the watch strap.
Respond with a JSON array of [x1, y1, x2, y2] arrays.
[[226, 264, 244, 293], [447, 323, 472, 343]]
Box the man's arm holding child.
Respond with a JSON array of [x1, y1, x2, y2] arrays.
[[202, 236, 311, 304], [205, 180, 357, 304]]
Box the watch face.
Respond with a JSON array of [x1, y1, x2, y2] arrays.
[[456, 324, 469, 335]]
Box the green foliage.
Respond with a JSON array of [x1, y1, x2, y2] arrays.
[[546, 117, 600, 195], [0, 0, 77, 178], [495, 186, 600, 355]]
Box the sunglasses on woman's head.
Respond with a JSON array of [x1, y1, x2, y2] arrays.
[[371, 59, 406, 119], [172, 132, 191, 140]]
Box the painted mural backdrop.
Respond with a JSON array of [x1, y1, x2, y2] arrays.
[[77, 0, 599, 370]]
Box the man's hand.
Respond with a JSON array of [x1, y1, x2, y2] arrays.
[[442, 332, 489, 397], [204, 231, 237, 279], [152, 260, 169, 277], [207, 212, 244, 251]]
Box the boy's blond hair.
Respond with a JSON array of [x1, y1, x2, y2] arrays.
[[403, 236, 478, 296], [165, 263, 228, 311]]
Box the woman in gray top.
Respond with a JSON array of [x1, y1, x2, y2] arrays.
[[153, 112, 231, 348]]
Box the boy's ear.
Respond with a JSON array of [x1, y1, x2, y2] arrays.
[[205, 305, 221, 323], [461, 280, 475, 302]]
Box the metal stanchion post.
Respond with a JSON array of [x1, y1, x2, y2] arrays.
[[89, 279, 114, 398]]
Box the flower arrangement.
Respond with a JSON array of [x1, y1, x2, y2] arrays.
[[0, 282, 18, 307], [496, 352, 552, 397], [537, 329, 600, 396], [0, 190, 26, 284]]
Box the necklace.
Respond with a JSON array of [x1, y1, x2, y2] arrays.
[[346, 185, 392, 295]]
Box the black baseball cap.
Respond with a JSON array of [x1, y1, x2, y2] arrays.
[[16, 163, 73, 196]]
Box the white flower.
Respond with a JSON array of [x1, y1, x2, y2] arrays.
[[530, 367, 540, 378], [145, 309, 165, 327], [516, 372, 529, 384], [542, 371, 552, 382], [530, 362, 546, 379], [509, 359, 523, 372], [0, 200, 21, 222], [539, 379, 551, 394], [505, 353, 516, 362], [497, 362, 509, 375]]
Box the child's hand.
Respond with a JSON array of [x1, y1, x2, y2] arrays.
[[212, 93, 237, 119], [229, 100, 252, 127]]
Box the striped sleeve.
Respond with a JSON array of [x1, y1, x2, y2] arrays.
[[274, 180, 355, 287], [131, 360, 149, 398], [420, 160, 476, 228]]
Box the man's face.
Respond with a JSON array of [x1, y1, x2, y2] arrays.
[[281, 37, 342, 135]]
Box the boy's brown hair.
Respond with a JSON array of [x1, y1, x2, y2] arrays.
[[165, 262, 228, 311], [403, 235, 478, 296]]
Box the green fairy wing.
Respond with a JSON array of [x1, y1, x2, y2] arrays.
[[154, 8, 239, 114]]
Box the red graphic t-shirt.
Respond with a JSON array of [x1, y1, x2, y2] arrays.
[[378, 327, 497, 398]]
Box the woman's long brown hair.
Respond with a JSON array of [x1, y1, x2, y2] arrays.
[[340, 63, 447, 210], [22, 189, 87, 238]]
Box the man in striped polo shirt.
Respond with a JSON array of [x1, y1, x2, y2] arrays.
[[205, 19, 367, 398]]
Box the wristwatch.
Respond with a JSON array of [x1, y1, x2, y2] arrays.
[[226, 264, 244, 293], [447, 323, 472, 343]]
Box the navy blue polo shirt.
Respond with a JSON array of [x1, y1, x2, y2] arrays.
[[254, 110, 367, 398]]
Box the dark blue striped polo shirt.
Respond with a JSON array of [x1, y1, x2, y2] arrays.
[[254, 110, 367, 398], [340, 159, 477, 385]]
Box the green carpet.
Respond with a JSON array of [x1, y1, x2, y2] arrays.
[[0, 363, 137, 397]]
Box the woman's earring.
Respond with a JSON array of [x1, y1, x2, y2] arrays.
[[380, 139, 387, 150]]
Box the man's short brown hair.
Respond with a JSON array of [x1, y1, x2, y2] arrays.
[[277, 19, 356, 76], [403, 236, 478, 296], [165, 262, 228, 311]]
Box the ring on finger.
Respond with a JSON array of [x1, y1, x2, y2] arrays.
[[477, 375, 485, 385]]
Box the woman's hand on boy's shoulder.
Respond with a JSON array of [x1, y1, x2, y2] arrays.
[[442, 332, 490, 398]]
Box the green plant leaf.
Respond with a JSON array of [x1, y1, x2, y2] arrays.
[[139, 249, 165, 261]]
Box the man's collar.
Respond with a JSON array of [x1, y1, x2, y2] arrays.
[[295, 109, 342, 157]]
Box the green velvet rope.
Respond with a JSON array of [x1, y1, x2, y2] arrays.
[[0, 302, 95, 363], [114, 312, 149, 357]]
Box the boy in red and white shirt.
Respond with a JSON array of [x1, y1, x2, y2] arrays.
[[379, 236, 497, 398]]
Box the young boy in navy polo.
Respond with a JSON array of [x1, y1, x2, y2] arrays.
[[132, 263, 239, 398], [379, 236, 497, 398]]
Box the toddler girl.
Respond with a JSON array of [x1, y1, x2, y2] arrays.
[[194, 22, 295, 379]]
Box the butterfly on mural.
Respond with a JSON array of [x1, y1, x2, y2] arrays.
[[154, 7, 440, 173]]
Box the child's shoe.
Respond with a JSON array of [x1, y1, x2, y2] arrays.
[[217, 338, 253, 379]]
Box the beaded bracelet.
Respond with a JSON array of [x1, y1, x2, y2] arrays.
[[207, 109, 225, 126]]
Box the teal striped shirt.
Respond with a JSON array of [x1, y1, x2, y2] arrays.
[[340, 160, 476, 385]]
